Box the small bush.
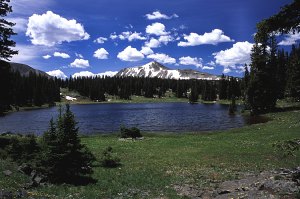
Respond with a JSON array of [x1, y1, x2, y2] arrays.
[[273, 139, 300, 157], [8, 134, 40, 163], [0, 134, 40, 163], [120, 126, 142, 138], [100, 146, 121, 168]]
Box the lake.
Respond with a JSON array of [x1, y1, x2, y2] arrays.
[[0, 103, 265, 135]]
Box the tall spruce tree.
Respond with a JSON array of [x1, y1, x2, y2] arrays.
[[247, 24, 277, 114], [0, 0, 18, 60], [0, 60, 12, 114], [188, 81, 199, 103], [286, 44, 300, 101], [39, 105, 95, 183]]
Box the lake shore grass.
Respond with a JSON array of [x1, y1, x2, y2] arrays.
[[1, 107, 299, 198]]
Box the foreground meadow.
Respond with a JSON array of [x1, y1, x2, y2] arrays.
[[1, 109, 299, 198]]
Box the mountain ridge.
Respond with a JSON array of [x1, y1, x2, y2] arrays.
[[116, 61, 220, 80], [5, 61, 220, 80], [9, 62, 50, 77]]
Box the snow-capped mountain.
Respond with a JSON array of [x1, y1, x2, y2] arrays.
[[115, 61, 220, 80]]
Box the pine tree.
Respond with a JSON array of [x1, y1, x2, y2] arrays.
[[0, 60, 12, 114], [39, 105, 95, 183], [247, 29, 277, 114], [188, 81, 199, 103], [243, 64, 250, 109], [0, 0, 18, 60], [285, 44, 300, 101]]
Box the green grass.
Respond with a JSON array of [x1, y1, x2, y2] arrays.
[[1, 109, 299, 198]]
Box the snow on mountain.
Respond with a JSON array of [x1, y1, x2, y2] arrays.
[[115, 61, 220, 80]]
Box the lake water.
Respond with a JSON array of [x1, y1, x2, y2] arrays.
[[0, 103, 264, 135]]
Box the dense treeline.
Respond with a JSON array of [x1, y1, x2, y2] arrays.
[[0, 61, 61, 114], [246, 0, 300, 115], [246, 43, 300, 114], [63, 75, 243, 103]]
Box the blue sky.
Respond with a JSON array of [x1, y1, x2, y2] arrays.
[[7, 0, 297, 78]]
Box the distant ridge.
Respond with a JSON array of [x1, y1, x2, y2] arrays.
[[8, 62, 50, 77], [115, 61, 220, 80]]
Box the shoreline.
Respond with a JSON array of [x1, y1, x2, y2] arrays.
[[3, 98, 240, 116]]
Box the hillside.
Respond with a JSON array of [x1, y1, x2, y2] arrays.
[[9, 62, 50, 77], [115, 61, 220, 80]]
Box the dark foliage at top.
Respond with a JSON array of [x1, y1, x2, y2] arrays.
[[246, 0, 300, 115], [0, 0, 18, 60]]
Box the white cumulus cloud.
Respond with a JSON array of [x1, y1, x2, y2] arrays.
[[278, 32, 300, 46], [158, 35, 174, 45], [70, 58, 90, 68], [93, 48, 109, 59], [94, 37, 108, 44], [46, 70, 67, 79], [146, 22, 169, 36], [223, 68, 231, 73], [147, 53, 176, 64], [202, 66, 214, 70], [119, 31, 147, 41], [26, 11, 90, 46], [178, 29, 234, 47], [72, 71, 117, 78], [110, 31, 146, 42], [214, 41, 253, 69], [53, 52, 70, 59], [179, 56, 203, 68], [140, 46, 154, 55], [145, 38, 161, 48], [144, 35, 174, 48], [117, 46, 145, 62], [43, 55, 51, 59], [145, 11, 179, 20]]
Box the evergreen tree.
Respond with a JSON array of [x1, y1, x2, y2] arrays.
[[285, 44, 300, 101], [276, 49, 287, 99], [39, 105, 95, 183], [188, 81, 199, 103], [0, 0, 18, 60], [0, 60, 12, 114], [243, 64, 250, 109], [218, 74, 228, 100], [247, 30, 277, 114]]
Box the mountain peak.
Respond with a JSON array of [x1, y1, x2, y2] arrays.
[[116, 62, 220, 80]]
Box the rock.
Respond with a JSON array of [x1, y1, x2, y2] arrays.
[[218, 190, 231, 195], [15, 190, 28, 198], [0, 190, 13, 199], [18, 163, 33, 175], [30, 170, 37, 179], [173, 184, 203, 198], [3, 170, 12, 176]]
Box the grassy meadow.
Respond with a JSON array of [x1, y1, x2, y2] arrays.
[[0, 106, 299, 198]]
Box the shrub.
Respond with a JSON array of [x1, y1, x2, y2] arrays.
[[120, 126, 142, 138], [38, 104, 95, 183], [273, 139, 300, 157], [4, 134, 40, 163], [100, 146, 121, 168]]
